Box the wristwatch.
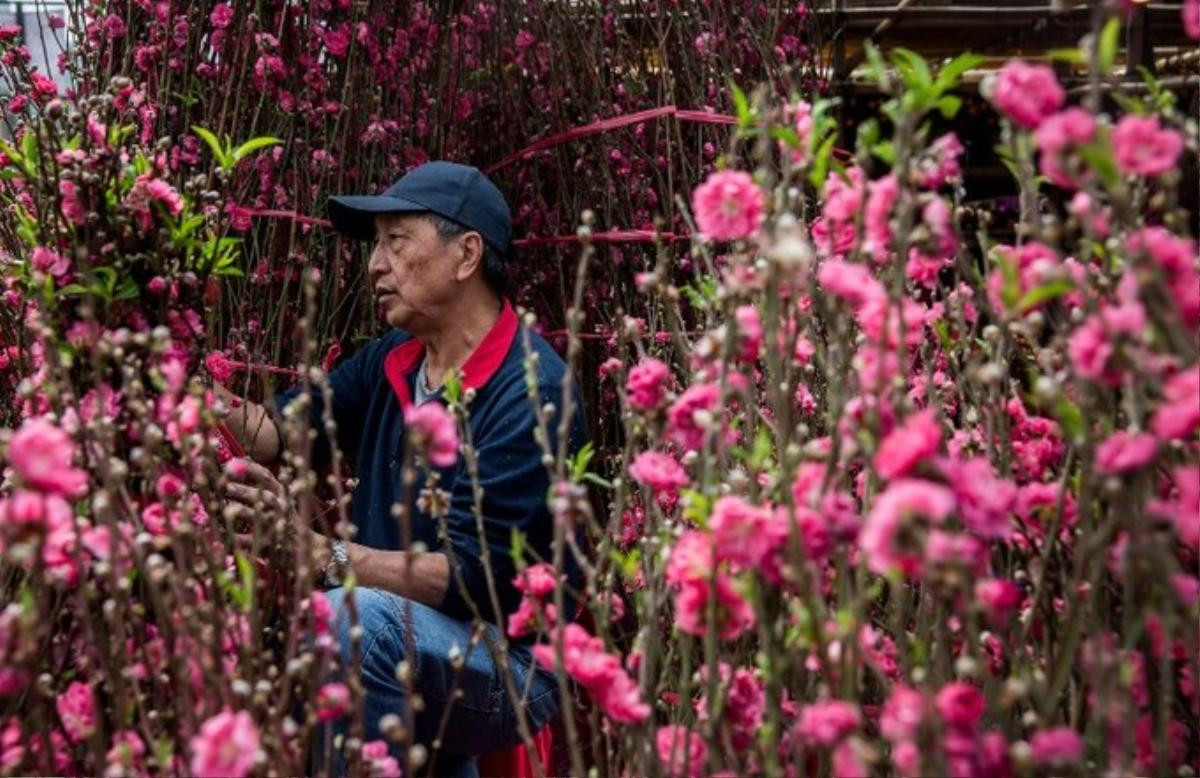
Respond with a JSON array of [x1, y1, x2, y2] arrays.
[[322, 540, 349, 588]]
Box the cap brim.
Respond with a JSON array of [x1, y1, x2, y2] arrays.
[[326, 195, 431, 240]]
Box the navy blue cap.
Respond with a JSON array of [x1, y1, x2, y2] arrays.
[[327, 161, 512, 256]]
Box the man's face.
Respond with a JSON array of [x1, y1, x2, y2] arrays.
[[368, 213, 458, 330]]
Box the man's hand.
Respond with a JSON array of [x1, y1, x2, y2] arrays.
[[222, 458, 331, 569]]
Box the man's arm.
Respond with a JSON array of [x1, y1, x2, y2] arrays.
[[215, 384, 283, 465], [225, 459, 450, 607], [343, 544, 450, 607]]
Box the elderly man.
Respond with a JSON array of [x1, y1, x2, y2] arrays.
[[221, 162, 583, 777]]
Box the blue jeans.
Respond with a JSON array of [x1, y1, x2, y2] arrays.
[[324, 587, 559, 778]]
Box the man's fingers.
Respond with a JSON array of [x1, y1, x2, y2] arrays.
[[224, 482, 285, 511], [224, 457, 280, 490]]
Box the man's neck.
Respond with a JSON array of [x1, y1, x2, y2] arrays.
[[418, 289, 503, 388]]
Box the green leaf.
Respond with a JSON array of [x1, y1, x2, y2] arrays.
[[770, 126, 801, 149], [681, 489, 711, 528], [1109, 91, 1145, 116], [570, 441, 595, 482], [1079, 144, 1119, 189], [995, 249, 1019, 310], [581, 472, 613, 490], [890, 48, 932, 90], [20, 130, 38, 170], [749, 425, 773, 470], [0, 138, 29, 178], [1017, 280, 1074, 313], [863, 42, 890, 91], [1055, 397, 1085, 441], [807, 131, 837, 191], [235, 552, 255, 613], [870, 140, 895, 166], [934, 52, 985, 92], [1097, 17, 1121, 76], [510, 528, 526, 568], [232, 136, 282, 164], [729, 82, 753, 129], [114, 277, 141, 300], [935, 95, 962, 119], [1047, 47, 1087, 64], [192, 125, 231, 169]]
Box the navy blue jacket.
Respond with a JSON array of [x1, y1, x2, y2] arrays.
[[276, 301, 585, 626]]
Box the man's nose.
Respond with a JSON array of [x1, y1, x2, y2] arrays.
[[367, 241, 388, 284]]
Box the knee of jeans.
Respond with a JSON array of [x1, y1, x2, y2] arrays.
[[327, 588, 409, 669]]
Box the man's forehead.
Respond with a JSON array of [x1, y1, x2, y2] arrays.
[[374, 212, 429, 232]]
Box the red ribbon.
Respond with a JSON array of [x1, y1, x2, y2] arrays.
[[247, 105, 746, 247], [514, 229, 689, 247], [485, 104, 736, 175]]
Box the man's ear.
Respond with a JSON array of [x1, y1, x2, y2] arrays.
[[453, 232, 485, 282]]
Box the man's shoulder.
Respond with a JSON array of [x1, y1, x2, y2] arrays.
[[496, 326, 570, 388]]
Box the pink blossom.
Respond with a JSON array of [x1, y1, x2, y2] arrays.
[[0, 491, 72, 538], [8, 417, 88, 497], [822, 166, 866, 224], [315, 682, 350, 722], [817, 259, 885, 310], [674, 575, 755, 640], [708, 496, 781, 568], [864, 174, 898, 257], [792, 700, 860, 747], [935, 682, 985, 732], [691, 169, 765, 241], [1152, 368, 1200, 440], [532, 623, 649, 723], [1126, 228, 1200, 328], [30, 246, 70, 278], [874, 410, 940, 480], [785, 99, 814, 164], [188, 709, 260, 778], [925, 530, 986, 573], [992, 60, 1064, 128], [656, 725, 707, 777], [881, 684, 925, 742], [362, 741, 402, 778], [937, 457, 1016, 539], [694, 664, 763, 751], [913, 132, 965, 189], [1094, 431, 1156, 474], [975, 578, 1023, 624], [106, 730, 145, 773], [324, 25, 351, 57], [1067, 316, 1117, 385], [1035, 108, 1096, 189], [59, 179, 86, 225], [1112, 114, 1183, 176], [1186, 0, 1200, 38], [1030, 726, 1082, 766], [629, 451, 689, 494], [665, 530, 715, 587], [513, 563, 559, 598], [1068, 191, 1111, 237], [666, 382, 720, 450], [734, 305, 763, 362], [102, 13, 126, 38], [205, 351, 237, 383], [861, 480, 956, 577], [626, 358, 671, 411], [403, 403, 459, 467], [209, 4, 233, 28], [56, 681, 95, 743]]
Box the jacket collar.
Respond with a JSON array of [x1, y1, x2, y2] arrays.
[[383, 299, 518, 408]]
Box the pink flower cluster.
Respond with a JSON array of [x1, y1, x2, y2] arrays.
[[532, 623, 649, 724]]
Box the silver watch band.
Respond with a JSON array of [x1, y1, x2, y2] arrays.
[[323, 539, 349, 588]]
